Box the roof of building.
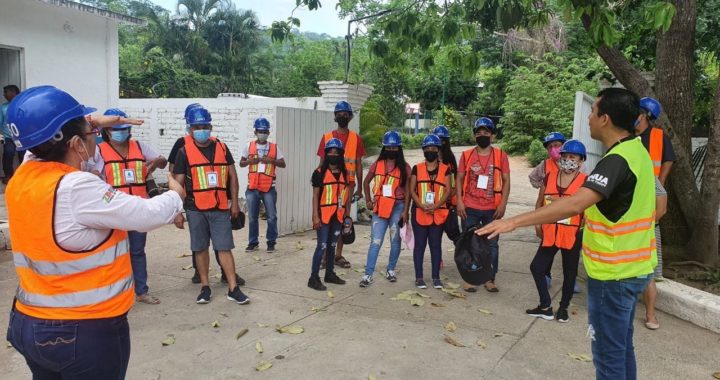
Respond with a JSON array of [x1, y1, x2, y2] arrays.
[[34, 0, 147, 26]]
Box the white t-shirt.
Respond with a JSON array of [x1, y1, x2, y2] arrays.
[[240, 140, 284, 160], [93, 140, 161, 176]]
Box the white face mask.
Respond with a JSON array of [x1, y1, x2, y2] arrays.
[[559, 158, 579, 173], [76, 139, 95, 172], [257, 133, 269, 143]]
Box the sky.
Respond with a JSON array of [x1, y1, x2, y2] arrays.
[[149, 0, 349, 37]]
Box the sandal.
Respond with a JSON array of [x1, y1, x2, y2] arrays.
[[644, 319, 660, 330], [484, 281, 499, 293], [136, 294, 160, 305], [463, 286, 477, 293], [335, 256, 351, 269]]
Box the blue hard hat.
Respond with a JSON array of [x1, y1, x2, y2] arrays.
[[542, 131, 567, 147], [473, 117, 496, 133], [324, 137, 344, 152], [6, 86, 96, 150], [334, 100, 353, 116], [639, 97, 662, 120], [560, 139, 587, 161], [421, 134, 442, 148], [184, 103, 203, 120], [103, 108, 131, 130], [382, 130, 402, 147], [253, 117, 270, 131], [187, 107, 212, 126], [433, 125, 450, 139]]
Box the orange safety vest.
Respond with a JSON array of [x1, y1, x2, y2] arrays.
[[543, 158, 559, 178], [414, 162, 449, 226], [318, 168, 349, 224], [461, 147, 504, 207], [7, 161, 133, 320], [98, 140, 148, 198], [323, 131, 359, 183], [184, 135, 229, 211], [648, 128, 663, 177], [247, 141, 277, 192], [541, 171, 588, 250], [371, 160, 402, 219]]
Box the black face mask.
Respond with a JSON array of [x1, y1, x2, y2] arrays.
[[424, 151, 438, 162], [335, 116, 350, 128], [327, 155, 343, 166], [476, 135, 491, 148], [385, 150, 399, 160]]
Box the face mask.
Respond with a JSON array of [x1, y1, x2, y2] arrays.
[[385, 150, 399, 160], [327, 154, 342, 166], [76, 139, 95, 172], [424, 151, 438, 162], [549, 146, 562, 161], [559, 158, 580, 173], [110, 129, 130, 143], [257, 133, 269, 143], [193, 129, 211, 143], [476, 135, 491, 148], [335, 116, 350, 128]]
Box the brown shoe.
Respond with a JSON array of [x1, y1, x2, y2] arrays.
[[484, 281, 499, 293]]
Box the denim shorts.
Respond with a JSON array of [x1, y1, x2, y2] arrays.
[[186, 209, 235, 251]]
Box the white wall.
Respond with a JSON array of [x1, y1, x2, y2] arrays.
[[0, 0, 119, 111], [573, 91, 605, 172]]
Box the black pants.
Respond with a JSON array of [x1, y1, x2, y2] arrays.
[[529, 231, 581, 309]]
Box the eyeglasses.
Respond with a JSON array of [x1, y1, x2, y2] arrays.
[[83, 127, 101, 137]]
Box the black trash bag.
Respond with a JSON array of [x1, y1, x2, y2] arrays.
[[444, 208, 461, 242], [231, 212, 245, 230], [341, 217, 355, 244], [454, 225, 494, 286]]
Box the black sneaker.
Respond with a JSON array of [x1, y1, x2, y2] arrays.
[[266, 243, 276, 253], [308, 276, 327, 291], [221, 273, 246, 286], [432, 279, 444, 289], [245, 244, 259, 252], [324, 272, 346, 285], [191, 270, 200, 284], [196, 286, 211, 304], [359, 275, 374, 288], [385, 270, 397, 282], [556, 308, 570, 323], [227, 286, 250, 304], [526, 305, 554, 320], [415, 279, 427, 289]]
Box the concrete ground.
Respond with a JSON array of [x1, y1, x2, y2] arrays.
[[1, 147, 719, 379]]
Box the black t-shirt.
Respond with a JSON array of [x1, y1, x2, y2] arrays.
[[411, 165, 439, 177], [639, 127, 676, 163], [311, 169, 342, 187], [168, 137, 185, 164], [582, 138, 637, 223], [172, 142, 235, 210]]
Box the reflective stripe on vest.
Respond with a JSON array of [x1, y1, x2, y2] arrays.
[[582, 138, 657, 280], [98, 140, 148, 198], [372, 160, 401, 219], [324, 131, 358, 183], [415, 162, 449, 226], [184, 135, 229, 211], [318, 169, 348, 224], [648, 128, 663, 177], [7, 160, 133, 320], [461, 147, 504, 207], [541, 171, 587, 250], [248, 141, 277, 192]]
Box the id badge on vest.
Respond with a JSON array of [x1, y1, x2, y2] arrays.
[[123, 169, 136, 184], [257, 163, 266, 173], [382, 184, 393, 197], [424, 191, 435, 205], [207, 172, 219, 187], [476, 175, 489, 189], [338, 195, 345, 209]]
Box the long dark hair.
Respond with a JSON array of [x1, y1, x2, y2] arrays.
[[321, 148, 348, 182], [29, 116, 86, 162], [377, 146, 408, 186], [439, 137, 458, 172]]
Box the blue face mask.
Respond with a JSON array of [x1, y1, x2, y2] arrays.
[[193, 129, 211, 143], [110, 129, 130, 143]]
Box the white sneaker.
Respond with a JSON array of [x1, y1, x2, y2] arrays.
[[386, 270, 397, 282], [359, 274, 374, 288]]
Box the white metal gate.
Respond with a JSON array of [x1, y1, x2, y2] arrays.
[[573, 91, 605, 172]]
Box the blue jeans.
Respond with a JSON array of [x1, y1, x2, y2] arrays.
[[587, 276, 650, 380], [7, 307, 130, 379], [128, 231, 148, 296], [462, 208, 499, 280], [364, 200, 405, 276], [411, 208, 444, 279], [311, 218, 341, 277], [246, 187, 278, 246], [3, 139, 18, 178]]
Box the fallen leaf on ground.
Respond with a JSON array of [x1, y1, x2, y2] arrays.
[[476, 340, 487, 349], [211, 320, 220, 328], [368, 375, 377, 380], [409, 297, 425, 306], [713, 372, 720, 379], [445, 282, 460, 290], [181, 264, 193, 270], [477, 308, 493, 315], [567, 352, 592, 362], [252, 255, 261, 261], [256, 323, 269, 328], [255, 360, 272, 371], [220, 313, 229, 318], [441, 288, 466, 298], [277, 325, 304, 334], [6, 342, 13, 348], [336, 270, 347, 276], [295, 241, 303, 250], [353, 268, 365, 273], [431, 302, 445, 307], [444, 335, 466, 347], [275, 355, 285, 360], [235, 329, 248, 340], [310, 306, 327, 312], [494, 332, 504, 338], [176, 252, 191, 258], [327, 290, 335, 298], [391, 290, 430, 306], [255, 341, 263, 353], [445, 321, 457, 332], [161, 335, 175, 346]]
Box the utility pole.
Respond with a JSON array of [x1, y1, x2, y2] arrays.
[[344, 9, 394, 83]]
